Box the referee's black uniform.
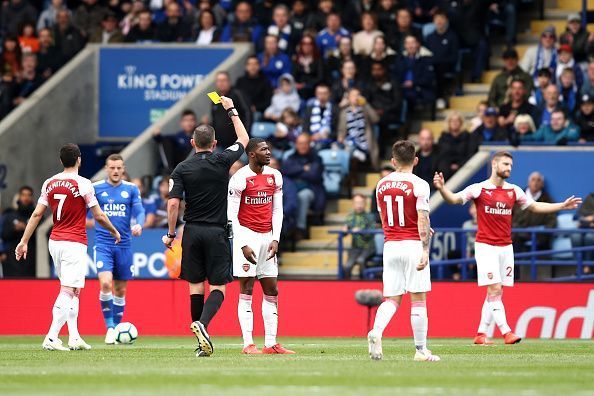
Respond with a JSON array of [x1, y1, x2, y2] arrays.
[[169, 142, 244, 285]]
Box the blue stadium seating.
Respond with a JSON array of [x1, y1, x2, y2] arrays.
[[251, 122, 276, 139]]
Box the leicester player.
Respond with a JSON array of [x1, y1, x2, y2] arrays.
[[89, 154, 145, 344]]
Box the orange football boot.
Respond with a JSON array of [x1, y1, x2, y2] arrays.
[[503, 332, 522, 344], [242, 344, 262, 354], [262, 344, 296, 354], [473, 333, 494, 345]]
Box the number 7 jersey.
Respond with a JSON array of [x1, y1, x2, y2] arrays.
[[376, 172, 431, 242]]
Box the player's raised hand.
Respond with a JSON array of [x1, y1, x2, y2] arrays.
[[416, 251, 429, 271], [266, 240, 279, 260], [15, 242, 27, 261], [131, 224, 142, 237], [433, 172, 445, 190], [561, 195, 582, 210], [242, 246, 257, 265], [112, 230, 121, 244], [220, 96, 235, 110]]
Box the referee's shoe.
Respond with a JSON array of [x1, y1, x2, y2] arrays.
[[191, 321, 213, 357]]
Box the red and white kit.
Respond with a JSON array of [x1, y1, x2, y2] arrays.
[[39, 172, 98, 288], [228, 165, 283, 278], [457, 181, 534, 286], [376, 172, 431, 296]]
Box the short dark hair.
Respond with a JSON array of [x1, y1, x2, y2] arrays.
[[60, 143, 81, 168], [19, 185, 34, 194], [315, 83, 330, 91], [352, 193, 366, 200], [246, 137, 267, 153], [537, 68, 552, 78], [106, 153, 123, 163], [551, 109, 567, 119], [433, 10, 448, 19], [246, 55, 259, 63], [392, 140, 416, 165], [181, 109, 196, 118], [193, 124, 215, 149], [381, 165, 395, 173], [510, 78, 525, 87], [492, 151, 513, 161]]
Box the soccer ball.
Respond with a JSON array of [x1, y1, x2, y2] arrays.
[[114, 322, 138, 344]]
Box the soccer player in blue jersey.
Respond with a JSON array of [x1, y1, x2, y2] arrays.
[[89, 154, 146, 344]]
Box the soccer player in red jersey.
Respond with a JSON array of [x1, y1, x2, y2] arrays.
[[15, 144, 120, 351], [368, 141, 440, 362], [227, 138, 295, 355], [434, 151, 581, 345]]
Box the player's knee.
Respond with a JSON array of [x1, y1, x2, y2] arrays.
[[487, 284, 503, 295], [99, 281, 112, 293], [263, 286, 278, 297], [241, 284, 254, 295]]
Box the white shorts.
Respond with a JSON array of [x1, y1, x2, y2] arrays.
[[382, 240, 431, 296], [475, 242, 514, 287], [233, 229, 278, 279], [48, 239, 88, 288]]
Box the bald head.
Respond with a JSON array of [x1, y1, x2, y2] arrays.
[[418, 129, 434, 152], [528, 171, 544, 195]]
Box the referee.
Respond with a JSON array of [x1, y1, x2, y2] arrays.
[[163, 96, 249, 357]]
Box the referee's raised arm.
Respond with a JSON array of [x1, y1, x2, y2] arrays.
[[220, 96, 249, 149]]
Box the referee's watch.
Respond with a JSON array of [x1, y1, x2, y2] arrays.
[[166, 232, 176, 239], [227, 107, 239, 118]]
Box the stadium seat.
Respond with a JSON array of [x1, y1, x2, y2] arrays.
[[318, 149, 350, 197], [251, 122, 276, 139], [362, 233, 385, 279], [552, 213, 578, 259]]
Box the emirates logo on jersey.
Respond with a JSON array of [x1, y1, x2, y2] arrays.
[[267, 177, 274, 185], [242, 263, 250, 272], [484, 201, 512, 215]]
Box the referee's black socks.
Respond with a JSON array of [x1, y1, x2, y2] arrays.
[[200, 290, 225, 329], [190, 294, 205, 322]]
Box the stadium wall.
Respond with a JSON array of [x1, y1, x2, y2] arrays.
[[1, 280, 592, 339]]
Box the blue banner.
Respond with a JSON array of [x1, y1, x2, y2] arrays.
[[99, 47, 233, 138]]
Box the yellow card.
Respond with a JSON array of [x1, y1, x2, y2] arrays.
[[207, 91, 221, 104]]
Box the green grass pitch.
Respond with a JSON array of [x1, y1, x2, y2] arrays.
[[1, 337, 593, 396]]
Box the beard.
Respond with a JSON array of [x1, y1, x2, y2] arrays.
[[496, 170, 510, 179]]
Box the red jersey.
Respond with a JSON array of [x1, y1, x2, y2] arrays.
[[458, 181, 534, 246], [376, 172, 431, 242], [228, 165, 283, 237], [38, 172, 98, 245]]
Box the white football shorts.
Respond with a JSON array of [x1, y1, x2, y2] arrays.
[[233, 228, 278, 278], [474, 242, 515, 287], [382, 240, 431, 296], [48, 239, 88, 288]]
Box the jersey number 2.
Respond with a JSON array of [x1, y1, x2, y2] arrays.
[[383, 195, 405, 227], [54, 194, 67, 221]]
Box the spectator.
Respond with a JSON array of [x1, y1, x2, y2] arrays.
[[425, 10, 460, 110], [413, 128, 437, 187], [376, 0, 397, 33], [330, 59, 365, 107], [529, 68, 553, 107], [303, 83, 338, 148], [37, 0, 69, 31], [131, 177, 157, 228], [365, 61, 402, 147], [152, 176, 177, 227], [124, 9, 156, 43], [534, 84, 566, 128], [512, 172, 556, 252], [19, 22, 40, 53], [386, 7, 421, 54], [12, 54, 44, 107], [156, 2, 191, 42], [72, 0, 108, 37], [556, 44, 584, 88], [1, 186, 36, 277], [36, 28, 65, 79], [411, 0, 440, 23], [89, 13, 124, 43], [281, 133, 326, 237], [371, 165, 394, 224], [512, 113, 537, 142], [209, 71, 251, 148], [576, 94, 594, 142], [152, 109, 196, 172], [193, 9, 220, 44], [235, 55, 273, 115], [252, 0, 274, 27], [270, 107, 302, 151], [359, 34, 396, 76], [558, 67, 579, 115], [337, 88, 380, 169], [219, 1, 263, 46], [269, 157, 298, 250], [581, 61, 594, 97], [523, 109, 580, 144], [342, 0, 376, 32], [436, 111, 472, 180], [258, 34, 291, 89], [498, 79, 536, 132], [325, 36, 360, 82], [316, 12, 351, 59], [488, 48, 533, 108], [306, 0, 333, 32], [289, 0, 308, 39], [263, 73, 301, 122], [461, 202, 478, 258], [520, 25, 557, 79], [119, 0, 145, 36], [1, 37, 22, 79], [352, 11, 382, 57], [293, 33, 324, 99], [395, 35, 436, 110], [468, 107, 509, 153], [560, 13, 589, 65], [266, 4, 297, 54], [469, 100, 488, 132], [571, 192, 594, 272], [343, 194, 376, 279], [1, 0, 38, 37], [53, 9, 85, 62]]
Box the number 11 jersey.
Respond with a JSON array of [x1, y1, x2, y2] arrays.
[[376, 172, 431, 242]]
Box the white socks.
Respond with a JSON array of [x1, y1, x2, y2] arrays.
[[262, 295, 278, 348], [66, 296, 80, 340], [487, 293, 511, 335], [372, 299, 398, 336], [411, 301, 428, 351], [477, 297, 493, 334], [47, 288, 74, 340], [238, 294, 254, 347]]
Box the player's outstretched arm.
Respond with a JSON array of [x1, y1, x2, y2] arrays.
[[15, 203, 47, 260], [416, 209, 431, 271], [220, 96, 249, 149], [90, 205, 121, 243], [433, 172, 464, 205], [528, 195, 582, 214]]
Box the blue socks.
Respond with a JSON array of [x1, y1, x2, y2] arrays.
[[100, 292, 114, 329], [113, 296, 125, 326]]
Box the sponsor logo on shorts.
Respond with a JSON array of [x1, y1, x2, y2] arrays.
[[97, 261, 104, 269], [487, 272, 493, 280], [242, 263, 250, 272]]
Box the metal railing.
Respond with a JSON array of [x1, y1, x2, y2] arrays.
[[329, 228, 594, 281]]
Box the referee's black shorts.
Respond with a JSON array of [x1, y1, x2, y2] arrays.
[[179, 223, 233, 285]]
